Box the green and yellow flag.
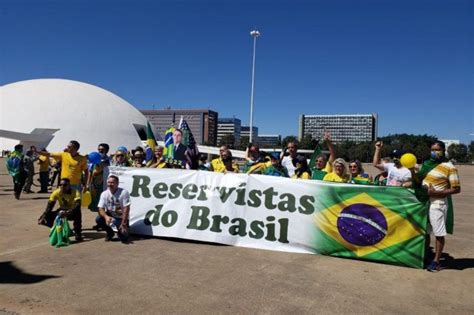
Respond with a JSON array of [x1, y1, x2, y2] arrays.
[[313, 185, 428, 268]]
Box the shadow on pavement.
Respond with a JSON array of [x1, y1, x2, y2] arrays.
[[0, 261, 60, 284], [442, 253, 474, 270]]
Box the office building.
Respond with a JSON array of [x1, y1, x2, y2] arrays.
[[217, 117, 241, 147], [241, 126, 259, 143], [257, 134, 281, 148], [299, 114, 377, 144]]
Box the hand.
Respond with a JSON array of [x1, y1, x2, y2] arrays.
[[427, 183, 436, 196], [38, 216, 46, 225], [323, 131, 331, 142], [375, 141, 383, 149], [119, 224, 128, 234], [59, 210, 67, 218], [82, 186, 88, 194], [105, 215, 112, 226]]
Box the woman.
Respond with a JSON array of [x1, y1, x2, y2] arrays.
[[323, 158, 349, 183], [132, 151, 145, 168], [111, 149, 131, 167], [147, 146, 167, 168], [348, 159, 372, 185], [292, 155, 311, 180]]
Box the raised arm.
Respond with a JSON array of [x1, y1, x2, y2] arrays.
[[324, 131, 335, 165], [373, 141, 385, 171]]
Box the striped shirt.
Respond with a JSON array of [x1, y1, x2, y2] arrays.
[[422, 162, 460, 191]]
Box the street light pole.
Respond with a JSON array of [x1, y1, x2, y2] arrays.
[[249, 29, 260, 144]]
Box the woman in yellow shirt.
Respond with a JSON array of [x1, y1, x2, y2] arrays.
[[323, 158, 349, 183], [291, 155, 311, 180]]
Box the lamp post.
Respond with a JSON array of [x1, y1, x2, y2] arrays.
[[249, 29, 260, 144]]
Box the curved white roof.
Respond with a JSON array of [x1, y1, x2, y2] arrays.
[[0, 79, 148, 154]]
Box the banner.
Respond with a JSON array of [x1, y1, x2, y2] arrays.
[[109, 167, 428, 268]]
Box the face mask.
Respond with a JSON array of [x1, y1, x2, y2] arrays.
[[431, 150, 443, 160]]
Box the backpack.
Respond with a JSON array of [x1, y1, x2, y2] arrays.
[[6, 153, 23, 178]]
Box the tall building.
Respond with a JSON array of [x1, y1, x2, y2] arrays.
[[217, 117, 241, 147], [241, 126, 258, 143], [257, 134, 281, 148], [141, 109, 218, 146], [299, 114, 377, 144]]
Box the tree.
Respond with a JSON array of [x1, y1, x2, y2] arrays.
[[447, 143, 469, 162]]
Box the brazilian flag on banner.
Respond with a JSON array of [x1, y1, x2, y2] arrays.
[[313, 185, 428, 268]]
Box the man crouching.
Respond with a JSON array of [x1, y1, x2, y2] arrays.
[[38, 178, 83, 242], [96, 175, 131, 243]]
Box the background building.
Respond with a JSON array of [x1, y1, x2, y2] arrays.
[[0, 79, 149, 153], [217, 117, 241, 147], [142, 109, 218, 146], [299, 114, 377, 144], [241, 126, 258, 143], [257, 134, 281, 148]]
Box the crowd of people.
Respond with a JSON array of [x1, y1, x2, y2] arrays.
[[5, 131, 461, 272]]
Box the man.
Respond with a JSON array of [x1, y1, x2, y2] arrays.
[[37, 148, 50, 193], [6, 144, 27, 200], [37, 178, 83, 241], [243, 144, 269, 174], [40, 141, 88, 193], [373, 141, 412, 187], [172, 129, 189, 169], [310, 131, 336, 180], [412, 141, 461, 272], [210, 146, 239, 173], [280, 141, 297, 177], [264, 153, 289, 177], [23, 148, 38, 193], [96, 175, 131, 243]]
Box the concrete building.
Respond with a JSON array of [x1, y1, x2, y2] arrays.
[[0, 79, 149, 153], [217, 117, 241, 147], [257, 134, 281, 148], [142, 109, 218, 146], [241, 126, 258, 143], [299, 114, 377, 144]]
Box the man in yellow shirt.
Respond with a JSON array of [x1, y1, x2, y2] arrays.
[[40, 140, 88, 193], [38, 178, 83, 242], [210, 146, 239, 173]]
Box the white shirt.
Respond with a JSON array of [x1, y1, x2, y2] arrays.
[[98, 187, 131, 218], [281, 155, 297, 177], [383, 163, 412, 186]]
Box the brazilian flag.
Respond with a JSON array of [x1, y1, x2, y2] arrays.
[[313, 185, 428, 268]]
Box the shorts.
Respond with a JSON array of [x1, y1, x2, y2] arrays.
[[428, 198, 448, 237]]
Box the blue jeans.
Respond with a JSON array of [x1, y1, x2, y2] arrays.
[[95, 215, 129, 242]]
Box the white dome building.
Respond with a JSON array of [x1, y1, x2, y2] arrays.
[[0, 79, 149, 154]]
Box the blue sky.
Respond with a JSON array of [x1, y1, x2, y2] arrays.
[[1, 0, 473, 144]]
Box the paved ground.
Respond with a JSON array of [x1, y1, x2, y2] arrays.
[[0, 161, 473, 314]]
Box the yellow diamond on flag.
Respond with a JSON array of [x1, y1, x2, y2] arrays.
[[314, 193, 423, 257]]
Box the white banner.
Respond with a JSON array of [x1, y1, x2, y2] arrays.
[[109, 167, 320, 254]]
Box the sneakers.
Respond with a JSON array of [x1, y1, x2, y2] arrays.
[[427, 261, 441, 272], [104, 235, 113, 242]]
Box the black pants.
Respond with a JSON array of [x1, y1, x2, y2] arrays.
[[43, 208, 82, 234], [95, 216, 129, 242], [13, 172, 26, 199], [39, 171, 49, 192]]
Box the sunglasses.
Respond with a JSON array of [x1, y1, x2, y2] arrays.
[[59, 183, 69, 187], [349, 165, 358, 169]]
